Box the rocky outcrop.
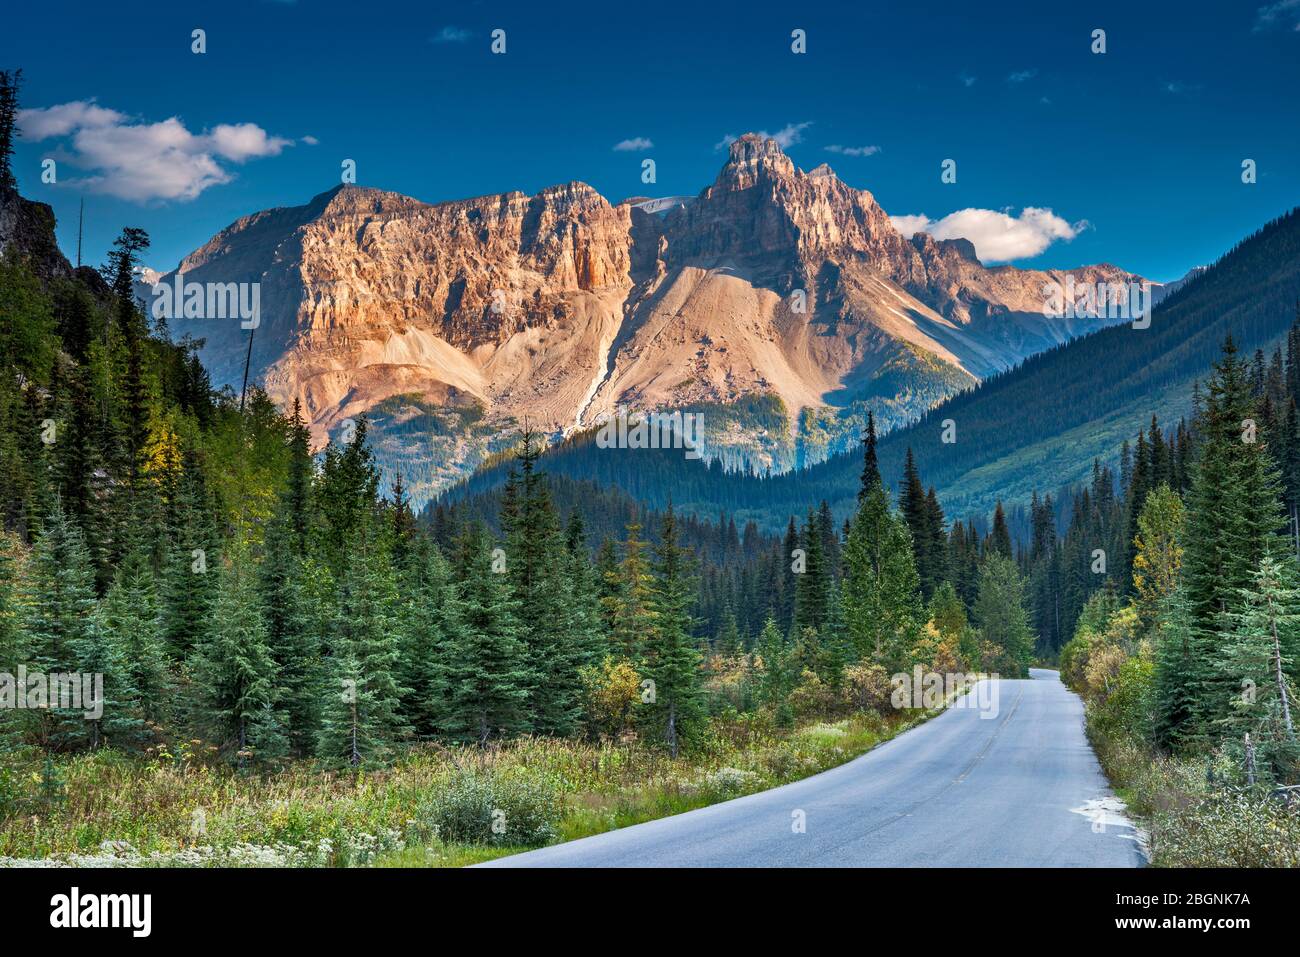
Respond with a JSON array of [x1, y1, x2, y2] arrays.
[[159, 134, 1152, 505]]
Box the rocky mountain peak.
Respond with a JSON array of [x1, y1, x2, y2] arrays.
[[715, 133, 797, 188]]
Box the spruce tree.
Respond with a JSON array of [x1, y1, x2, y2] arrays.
[[436, 524, 532, 746], [842, 483, 923, 672], [191, 556, 286, 765], [644, 504, 704, 757], [317, 527, 409, 764], [97, 547, 170, 738], [793, 508, 830, 636], [396, 534, 460, 739], [859, 410, 881, 501], [502, 431, 585, 736], [972, 554, 1035, 678], [1170, 337, 1287, 744], [259, 513, 323, 755], [22, 502, 105, 749], [0, 69, 20, 191], [1212, 554, 1299, 778]]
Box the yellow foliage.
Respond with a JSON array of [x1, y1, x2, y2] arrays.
[[580, 656, 641, 741]]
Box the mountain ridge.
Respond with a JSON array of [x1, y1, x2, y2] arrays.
[[153, 134, 1153, 505]]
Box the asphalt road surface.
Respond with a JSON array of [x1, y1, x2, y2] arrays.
[[483, 669, 1146, 867]]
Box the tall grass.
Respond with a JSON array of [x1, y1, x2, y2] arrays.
[[0, 708, 928, 867]]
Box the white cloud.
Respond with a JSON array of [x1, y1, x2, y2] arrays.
[[301, 135, 319, 146], [889, 214, 932, 240], [765, 121, 812, 148], [613, 137, 654, 152], [431, 26, 472, 43], [1254, 0, 1300, 31], [958, 73, 977, 87], [713, 121, 812, 151], [1006, 69, 1038, 83], [208, 123, 292, 163], [825, 144, 880, 157], [890, 207, 1089, 262], [17, 101, 293, 202], [16, 100, 124, 138]]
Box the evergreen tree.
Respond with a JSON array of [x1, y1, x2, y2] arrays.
[[97, 547, 169, 737], [644, 504, 704, 757], [1212, 554, 1299, 778], [842, 483, 923, 672], [317, 528, 409, 765], [1170, 337, 1286, 744], [986, 502, 1013, 559], [259, 514, 323, 755], [395, 534, 461, 739], [793, 508, 831, 636], [284, 398, 312, 556], [609, 524, 656, 659], [501, 430, 585, 736], [859, 410, 881, 501], [435, 524, 532, 746], [0, 69, 20, 191], [972, 554, 1035, 678], [190, 557, 286, 765], [21, 502, 103, 750]]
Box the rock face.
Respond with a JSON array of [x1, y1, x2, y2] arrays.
[[160, 134, 1150, 505], [0, 186, 72, 283]]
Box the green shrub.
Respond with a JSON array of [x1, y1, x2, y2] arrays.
[[420, 772, 562, 847], [1089, 655, 1156, 746]]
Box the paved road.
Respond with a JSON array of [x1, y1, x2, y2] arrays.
[[483, 669, 1146, 867]]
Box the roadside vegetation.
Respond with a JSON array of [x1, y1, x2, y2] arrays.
[[1059, 337, 1300, 866], [0, 706, 934, 867]]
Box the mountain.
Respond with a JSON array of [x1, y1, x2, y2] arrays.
[[449, 207, 1300, 529], [158, 134, 1150, 505]]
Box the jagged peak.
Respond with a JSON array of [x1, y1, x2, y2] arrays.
[[716, 133, 796, 185]]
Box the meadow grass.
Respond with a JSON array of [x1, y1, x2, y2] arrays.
[[0, 707, 934, 868]]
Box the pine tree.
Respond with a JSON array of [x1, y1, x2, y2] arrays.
[[986, 502, 1013, 559], [502, 430, 585, 736], [22, 502, 104, 750], [972, 554, 1035, 678], [793, 508, 830, 636], [859, 411, 881, 502], [842, 482, 923, 672], [0, 531, 24, 749], [757, 616, 795, 724], [317, 528, 409, 765], [396, 534, 461, 739], [435, 524, 532, 746], [1170, 337, 1287, 744], [609, 523, 656, 659], [259, 513, 323, 755], [191, 556, 286, 765], [97, 547, 170, 739], [0, 70, 21, 191], [1212, 553, 1299, 778], [284, 398, 312, 556], [644, 504, 704, 757], [159, 452, 218, 656]]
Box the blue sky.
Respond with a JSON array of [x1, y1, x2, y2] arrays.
[[4, 0, 1299, 282]]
